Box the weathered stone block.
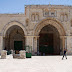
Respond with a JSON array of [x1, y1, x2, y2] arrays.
[[1, 50, 7, 59], [19, 50, 26, 59]]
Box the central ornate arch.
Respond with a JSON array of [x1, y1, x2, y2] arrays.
[[34, 18, 66, 36]]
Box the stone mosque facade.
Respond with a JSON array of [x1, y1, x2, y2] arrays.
[[0, 5, 72, 55]]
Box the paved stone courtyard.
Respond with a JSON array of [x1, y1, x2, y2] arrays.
[[0, 55, 72, 72]]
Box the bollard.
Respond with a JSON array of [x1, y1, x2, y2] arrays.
[[19, 50, 26, 59], [1, 50, 7, 59]]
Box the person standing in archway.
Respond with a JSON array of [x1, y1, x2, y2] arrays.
[[62, 48, 67, 60]]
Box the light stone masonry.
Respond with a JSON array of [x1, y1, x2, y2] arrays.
[[0, 5, 72, 55], [1, 50, 7, 59]]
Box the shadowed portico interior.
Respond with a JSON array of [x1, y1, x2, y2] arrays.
[[39, 25, 60, 55], [3, 25, 25, 54]]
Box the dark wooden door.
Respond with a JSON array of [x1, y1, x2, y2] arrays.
[[39, 33, 54, 55], [14, 41, 23, 50]]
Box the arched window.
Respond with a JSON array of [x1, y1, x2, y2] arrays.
[[71, 20, 72, 27], [31, 14, 35, 21], [64, 14, 68, 21], [35, 14, 39, 21], [26, 19, 29, 26], [60, 14, 64, 22]]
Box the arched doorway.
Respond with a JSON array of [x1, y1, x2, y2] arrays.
[[39, 25, 60, 55], [34, 18, 66, 55], [4, 25, 25, 54]]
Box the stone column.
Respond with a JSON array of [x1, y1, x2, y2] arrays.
[[62, 36, 65, 50], [65, 36, 67, 49], [33, 37, 37, 55], [60, 36, 66, 55], [61, 36, 65, 49], [33, 36, 39, 55], [3, 37, 5, 50], [0, 36, 3, 55], [25, 36, 39, 55], [8, 36, 10, 50], [37, 37, 39, 55], [66, 36, 71, 55], [61, 36, 72, 55], [25, 36, 34, 55], [60, 36, 63, 55]]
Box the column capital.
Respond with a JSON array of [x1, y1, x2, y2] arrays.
[[60, 35, 72, 37], [60, 36, 67, 39], [24, 35, 40, 37]]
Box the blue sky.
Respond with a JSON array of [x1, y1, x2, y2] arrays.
[[0, 0, 72, 13]]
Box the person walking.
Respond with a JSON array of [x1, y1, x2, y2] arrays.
[[62, 48, 67, 60]]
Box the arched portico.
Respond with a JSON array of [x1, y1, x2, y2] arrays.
[[33, 18, 66, 55], [2, 21, 27, 37], [34, 18, 65, 36], [1, 21, 27, 54]]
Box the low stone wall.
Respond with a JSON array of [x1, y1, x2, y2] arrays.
[[13, 54, 20, 59], [13, 50, 26, 59]]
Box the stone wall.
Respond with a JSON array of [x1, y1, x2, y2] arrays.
[[0, 5, 72, 55]]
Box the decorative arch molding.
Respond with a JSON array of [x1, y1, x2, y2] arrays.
[[2, 21, 27, 37], [34, 17, 66, 36]]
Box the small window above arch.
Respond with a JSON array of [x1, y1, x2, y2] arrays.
[[31, 14, 35, 21], [64, 14, 68, 21], [60, 13, 68, 22], [35, 14, 39, 21], [31, 13, 39, 21], [70, 20, 72, 27], [60, 14, 64, 22], [26, 19, 29, 26]]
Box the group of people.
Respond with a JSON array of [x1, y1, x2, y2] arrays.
[[4, 47, 67, 60]]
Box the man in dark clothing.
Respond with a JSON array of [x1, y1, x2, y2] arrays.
[[62, 48, 67, 60]]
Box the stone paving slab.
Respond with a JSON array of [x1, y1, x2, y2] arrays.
[[0, 55, 72, 72]]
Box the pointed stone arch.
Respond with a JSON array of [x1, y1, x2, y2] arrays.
[[2, 21, 27, 37], [33, 18, 66, 55], [34, 17, 66, 36]]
